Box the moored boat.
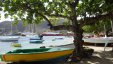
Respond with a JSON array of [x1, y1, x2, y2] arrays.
[[30, 40, 44, 43], [42, 32, 74, 36], [0, 36, 20, 42], [1, 47, 73, 62]]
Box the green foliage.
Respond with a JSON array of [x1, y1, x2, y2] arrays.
[[77, 0, 113, 18], [1, 0, 46, 25], [83, 20, 111, 34], [0, 14, 1, 19], [49, 18, 59, 26], [63, 19, 70, 25], [1, 0, 113, 29], [12, 20, 18, 26], [82, 25, 94, 33]]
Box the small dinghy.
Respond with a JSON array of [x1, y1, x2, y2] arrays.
[[1, 47, 73, 62]]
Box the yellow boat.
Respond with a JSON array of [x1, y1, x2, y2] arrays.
[[1, 47, 73, 62], [11, 43, 21, 47]]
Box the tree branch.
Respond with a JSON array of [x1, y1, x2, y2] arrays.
[[50, 25, 73, 30], [68, 0, 79, 8], [25, 3, 53, 28], [74, 0, 80, 7], [45, 13, 70, 19], [80, 11, 113, 26], [37, 13, 53, 27], [38, 13, 73, 30]]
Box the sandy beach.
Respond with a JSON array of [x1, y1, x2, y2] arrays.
[[63, 46, 113, 64]]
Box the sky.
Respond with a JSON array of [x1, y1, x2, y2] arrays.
[[0, 11, 12, 22]]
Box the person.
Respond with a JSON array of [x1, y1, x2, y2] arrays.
[[39, 34, 43, 40]]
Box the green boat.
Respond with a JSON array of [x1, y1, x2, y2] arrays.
[[1, 47, 73, 63]]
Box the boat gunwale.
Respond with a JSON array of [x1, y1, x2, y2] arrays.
[[2, 50, 73, 62], [5, 48, 74, 55], [30, 40, 44, 42]]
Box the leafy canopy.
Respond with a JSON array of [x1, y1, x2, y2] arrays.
[[0, 0, 113, 28]]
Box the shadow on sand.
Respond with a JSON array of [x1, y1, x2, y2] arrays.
[[63, 51, 113, 64]]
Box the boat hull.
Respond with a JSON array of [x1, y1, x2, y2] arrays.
[[12, 55, 70, 64], [1, 48, 73, 62], [0, 36, 19, 42], [30, 40, 44, 43], [55, 43, 75, 49], [0, 39, 18, 42]]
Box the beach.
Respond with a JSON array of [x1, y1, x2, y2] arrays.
[[62, 46, 113, 64]]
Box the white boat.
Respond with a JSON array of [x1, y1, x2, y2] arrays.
[[0, 36, 20, 42], [21, 32, 41, 40], [83, 37, 113, 51], [83, 37, 113, 43], [27, 35, 41, 40], [42, 32, 64, 36]]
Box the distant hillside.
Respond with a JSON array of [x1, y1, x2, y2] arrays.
[[24, 21, 50, 33], [0, 21, 25, 35], [0, 19, 65, 35], [0, 21, 50, 35]]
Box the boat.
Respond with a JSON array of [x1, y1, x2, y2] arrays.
[[1, 47, 73, 62], [83, 37, 113, 51], [42, 32, 64, 36], [30, 40, 44, 43], [29, 35, 41, 40], [0, 36, 20, 42], [83, 37, 113, 43], [21, 32, 42, 40], [42, 32, 74, 36], [11, 43, 21, 47]]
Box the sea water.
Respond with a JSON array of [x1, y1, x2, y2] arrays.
[[0, 36, 74, 52]]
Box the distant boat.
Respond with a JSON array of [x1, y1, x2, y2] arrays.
[[30, 40, 44, 43], [11, 43, 21, 47], [42, 32, 74, 36], [28, 35, 41, 40], [1, 47, 73, 62], [42, 32, 64, 36], [21, 32, 41, 40], [0, 36, 20, 42]]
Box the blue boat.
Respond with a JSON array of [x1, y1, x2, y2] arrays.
[[30, 40, 44, 43]]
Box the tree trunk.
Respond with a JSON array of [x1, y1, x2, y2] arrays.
[[69, 3, 84, 61], [70, 18, 84, 62]]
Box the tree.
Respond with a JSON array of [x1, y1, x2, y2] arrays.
[[1, 0, 113, 62], [83, 20, 111, 35]]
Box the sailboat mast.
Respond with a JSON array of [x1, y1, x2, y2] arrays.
[[11, 20, 13, 34], [16, 25, 18, 33], [111, 20, 113, 32]]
